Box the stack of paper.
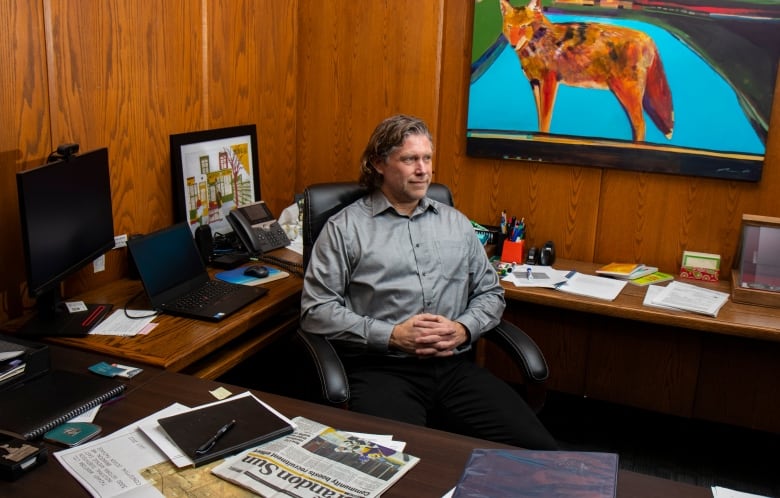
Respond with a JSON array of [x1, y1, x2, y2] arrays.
[[643, 281, 729, 317], [556, 272, 628, 301]]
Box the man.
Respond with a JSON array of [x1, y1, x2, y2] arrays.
[[300, 114, 557, 449]]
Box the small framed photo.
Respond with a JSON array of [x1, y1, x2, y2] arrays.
[[732, 214, 780, 307], [170, 124, 261, 237]]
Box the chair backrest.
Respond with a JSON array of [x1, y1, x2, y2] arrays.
[[302, 182, 453, 268]]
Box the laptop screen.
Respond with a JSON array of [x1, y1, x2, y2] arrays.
[[129, 222, 207, 300]]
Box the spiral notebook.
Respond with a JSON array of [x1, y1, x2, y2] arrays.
[[0, 370, 125, 440]]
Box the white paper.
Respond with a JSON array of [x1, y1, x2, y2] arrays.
[[643, 285, 679, 311], [501, 265, 570, 288], [90, 309, 157, 336], [346, 431, 406, 452], [69, 405, 100, 423], [137, 403, 192, 468], [556, 272, 627, 301], [712, 486, 770, 498], [650, 280, 729, 317], [54, 404, 188, 498]]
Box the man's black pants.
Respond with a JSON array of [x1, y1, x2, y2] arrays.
[[343, 354, 558, 450]]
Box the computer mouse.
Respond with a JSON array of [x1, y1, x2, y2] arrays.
[[243, 265, 269, 278]]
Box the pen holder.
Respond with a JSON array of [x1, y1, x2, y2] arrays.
[[501, 239, 525, 264]]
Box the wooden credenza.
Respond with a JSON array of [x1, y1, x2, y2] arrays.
[[487, 259, 780, 434], [1, 250, 304, 381]]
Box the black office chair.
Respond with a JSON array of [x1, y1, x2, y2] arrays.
[[295, 182, 549, 411]]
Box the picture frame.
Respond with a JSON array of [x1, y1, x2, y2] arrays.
[[731, 214, 780, 307], [170, 124, 261, 237], [468, 1, 780, 182]]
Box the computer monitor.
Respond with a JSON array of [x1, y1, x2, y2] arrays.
[[15, 147, 115, 336]]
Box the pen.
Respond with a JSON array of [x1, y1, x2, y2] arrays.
[[195, 419, 236, 455]]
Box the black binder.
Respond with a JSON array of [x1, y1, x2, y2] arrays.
[[157, 394, 294, 466], [0, 370, 125, 440]]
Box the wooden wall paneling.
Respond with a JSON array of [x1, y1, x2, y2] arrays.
[[44, 0, 204, 297], [207, 0, 298, 216], [436, 0, 602, 262], [594, 170, 762, 277], [0, 1, 51, 323], [294, 0, 442, 191], [585, 321, 701, 418], [694, 335, 780, 433]]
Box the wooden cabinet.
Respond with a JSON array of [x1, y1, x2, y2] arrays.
[[482, 260, 780, 433]]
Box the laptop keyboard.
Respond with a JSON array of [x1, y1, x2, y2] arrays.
[[168, 280, 242, 311]]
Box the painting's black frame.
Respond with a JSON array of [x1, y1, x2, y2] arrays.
[[169, 124, 261, 230], [465, 132, 763, 181]]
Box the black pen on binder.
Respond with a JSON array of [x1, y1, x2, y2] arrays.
[[195, 419, 236, 455]]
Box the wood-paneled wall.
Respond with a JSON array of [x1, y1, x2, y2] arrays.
[[1, 0, 297, 322], [2, 0, 779, 325]]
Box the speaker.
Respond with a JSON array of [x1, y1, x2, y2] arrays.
[[540, 241, 556, 266], [194, 225, 213, 265]]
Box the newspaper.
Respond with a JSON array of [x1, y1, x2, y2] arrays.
[[212, 416, 419, 498]]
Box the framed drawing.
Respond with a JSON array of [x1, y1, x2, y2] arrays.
[[467, 0, 780, 181], [170, 125, 261, 236]]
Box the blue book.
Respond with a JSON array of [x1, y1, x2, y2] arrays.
[[215, 266, 287, 286]]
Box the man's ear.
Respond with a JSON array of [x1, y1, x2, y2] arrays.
[[372, 157, 385, 175]]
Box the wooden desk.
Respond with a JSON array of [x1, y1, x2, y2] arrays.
[[491, 259, 780, 433], [2, 250, 303, 380], [502, 259, 780, 342], [3, 345, 710, 498]]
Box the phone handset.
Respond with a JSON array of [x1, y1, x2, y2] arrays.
[[226, 207, 291, 255]]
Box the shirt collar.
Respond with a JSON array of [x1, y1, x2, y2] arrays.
[[369, 189, 440, 217]]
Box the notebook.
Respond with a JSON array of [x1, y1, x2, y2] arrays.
[[157, 392, 295, 466], [0, 370, 125, 440], [127, 222, 267, 321]]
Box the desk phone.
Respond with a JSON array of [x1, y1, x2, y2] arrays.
[[226, 201, 291, 255]]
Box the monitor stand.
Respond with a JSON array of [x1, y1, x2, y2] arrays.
[[15, 301, 114, 337]]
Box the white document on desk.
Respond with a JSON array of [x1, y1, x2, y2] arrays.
[[556, 272, 627, 301], [501, 265, 570, 288], [54, 404, 187, 498], [647, 280, 729, 317], [89, 309, 158, 336]]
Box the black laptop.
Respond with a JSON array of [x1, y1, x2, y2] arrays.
[[127, 222, 266, 321]]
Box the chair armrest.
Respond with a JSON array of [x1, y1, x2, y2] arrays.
[[483, 319, 549, 383], [295, 329, 350, 404]]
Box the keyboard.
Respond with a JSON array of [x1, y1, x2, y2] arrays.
[[168, 280, 242, 311]]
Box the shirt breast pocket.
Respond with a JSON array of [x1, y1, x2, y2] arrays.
[[434, 239, 470, 281]]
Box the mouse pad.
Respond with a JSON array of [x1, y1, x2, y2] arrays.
[[215, 266, 289, 286]]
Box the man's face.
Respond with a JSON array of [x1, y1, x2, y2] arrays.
[[375, 134, 433, 207]]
